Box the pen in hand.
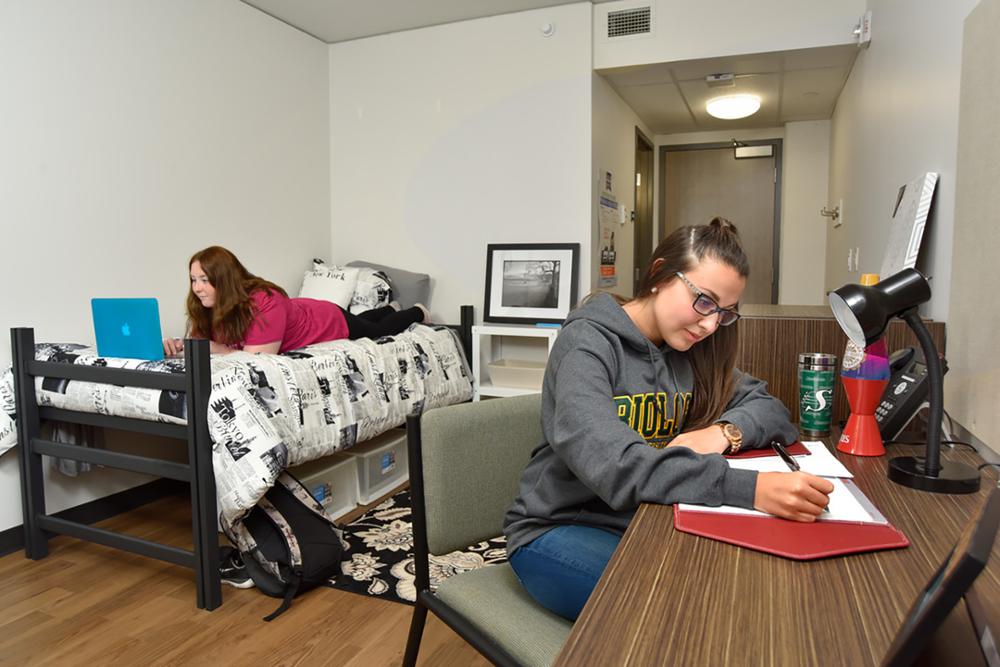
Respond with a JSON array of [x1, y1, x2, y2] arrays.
[[771, 440, 800, 471], [770, 441, 829, 513]]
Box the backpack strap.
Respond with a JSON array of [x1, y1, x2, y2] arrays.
[[262, 569, 302, 622], [258, 496, 303, 571]]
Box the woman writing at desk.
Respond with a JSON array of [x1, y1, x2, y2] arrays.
[[163, 246, 428, 356], [504, 218, 833, 621]]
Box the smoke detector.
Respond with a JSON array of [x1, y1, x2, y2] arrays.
[[706, 73, 735, 88]]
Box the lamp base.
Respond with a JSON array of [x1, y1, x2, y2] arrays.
[[888, 456, 980, 494]]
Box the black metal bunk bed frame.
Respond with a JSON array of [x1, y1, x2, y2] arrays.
[[10, 305, 474, 611]]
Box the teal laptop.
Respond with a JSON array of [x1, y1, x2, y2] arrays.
[[91, 298, 165, 361]]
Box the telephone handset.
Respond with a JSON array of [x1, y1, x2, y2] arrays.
[[875, 347, 949, 440]]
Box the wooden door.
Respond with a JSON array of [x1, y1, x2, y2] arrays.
[[663, 146, 778, 304], [633, 130, 654, 293]]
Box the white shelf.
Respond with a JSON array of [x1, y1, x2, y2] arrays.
[[473, 324, 561, 337], [472, 324, 560, 401]]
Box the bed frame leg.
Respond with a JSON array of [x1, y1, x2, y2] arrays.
[[11, 328, 49, 560], [185, 338, 221, 610], [459, 305, 473, 363]]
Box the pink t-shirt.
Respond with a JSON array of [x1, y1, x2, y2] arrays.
[[242, 290, 349, 353]]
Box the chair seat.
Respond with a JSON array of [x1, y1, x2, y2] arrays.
[[434, 563, 573, 667]]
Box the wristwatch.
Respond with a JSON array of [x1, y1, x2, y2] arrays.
[[717, 421, 744, 454]]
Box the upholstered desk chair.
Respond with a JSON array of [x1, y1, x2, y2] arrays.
[[402, 394, 572, 667]]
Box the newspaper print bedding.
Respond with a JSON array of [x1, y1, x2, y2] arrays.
[[0, 325, 472, 529]]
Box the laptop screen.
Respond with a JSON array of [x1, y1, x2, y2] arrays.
[[882, 487, 1000, 666], [91, 298, 165, 361]]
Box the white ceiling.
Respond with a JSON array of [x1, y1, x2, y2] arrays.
[[241, 2, 858, 136], [599, 44, 859, 135], [241, 0, 618, 43]]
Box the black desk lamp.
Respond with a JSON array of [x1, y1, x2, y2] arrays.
[[828, 268, 979, 494]]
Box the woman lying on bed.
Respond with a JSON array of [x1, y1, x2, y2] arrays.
[[163, 246, 429, 356]]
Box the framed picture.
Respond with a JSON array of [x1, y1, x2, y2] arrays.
[[484, 243, 580, 324], [880, 172, 938, 279]]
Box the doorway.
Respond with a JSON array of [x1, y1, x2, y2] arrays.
[[658, 140, 782, 304], [633, 129, 654, 294]]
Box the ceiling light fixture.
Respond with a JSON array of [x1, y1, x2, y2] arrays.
[[706, 94, 761, 120]]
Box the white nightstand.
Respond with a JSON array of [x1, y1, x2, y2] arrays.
[[472, 324, 560, 400]]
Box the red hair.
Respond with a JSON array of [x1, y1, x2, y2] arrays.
[[186, 246, 286, 346]]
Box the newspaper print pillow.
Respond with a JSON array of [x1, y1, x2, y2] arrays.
[[298, 260, 359, 308], [0, 368, 16, 456], [349, 268, 393, 315]]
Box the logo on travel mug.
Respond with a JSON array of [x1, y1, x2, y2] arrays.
[[798, 353, 837, 437]]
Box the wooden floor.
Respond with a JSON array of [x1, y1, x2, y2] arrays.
[[0, 489, 491, 667]]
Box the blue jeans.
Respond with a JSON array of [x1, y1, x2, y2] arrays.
[[509, 524, 622, 621]]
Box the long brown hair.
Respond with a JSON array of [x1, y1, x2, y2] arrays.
[[633, 217, 750, 430], [186, 246, 287, 345]]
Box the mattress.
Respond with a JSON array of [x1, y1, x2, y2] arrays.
[[0, 324, 472, 528]]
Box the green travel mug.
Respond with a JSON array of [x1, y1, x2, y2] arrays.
[[798, 353, 837, 437]]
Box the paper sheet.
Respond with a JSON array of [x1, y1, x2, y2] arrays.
[[678, 478, 884, 524], [726, 442, 853, 479], [679, 442, 887, 524]]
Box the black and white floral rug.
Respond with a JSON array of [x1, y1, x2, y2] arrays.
[[330, 490, 508, 605]]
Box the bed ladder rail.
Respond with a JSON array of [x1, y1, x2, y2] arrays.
[[37, 515, 197, 569], [37, 407, 188, 439], [29, 437, 192, 481], [10, 328, 222, 611]]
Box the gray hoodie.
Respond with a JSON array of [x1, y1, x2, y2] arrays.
[[503, 292, 798, 555]]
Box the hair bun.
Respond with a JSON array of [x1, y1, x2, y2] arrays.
[[708, 216, 739, 236]]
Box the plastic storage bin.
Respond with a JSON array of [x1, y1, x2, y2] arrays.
[[486, 358, 546, 390], [344, 428, 409, 504], [288, 452, 360, 521]]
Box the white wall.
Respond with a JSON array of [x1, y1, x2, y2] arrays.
[[826, 0, 980, 321], [947, 0, 1000, 456], [594, 0, 864, 70], [780, 120, 830, 305], [654, 124, 830, 304], [328, 3, 593, 321], [592, 73, 653, 298], [0, 1, 330, 533]]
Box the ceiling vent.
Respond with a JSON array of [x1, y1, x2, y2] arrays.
[[607, 7, 651, 38]]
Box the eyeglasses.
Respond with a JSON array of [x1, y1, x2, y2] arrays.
[[674, 272, 741, 326]]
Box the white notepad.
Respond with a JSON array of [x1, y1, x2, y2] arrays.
[[677, 443, 887, 524], [725, 442, 853, 479], [678, 478, 886, 524]]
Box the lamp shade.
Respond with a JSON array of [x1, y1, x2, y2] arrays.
[[828, 268, 932, 346]]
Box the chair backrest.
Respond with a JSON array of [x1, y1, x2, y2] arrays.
[[418, 394, 542, 555]]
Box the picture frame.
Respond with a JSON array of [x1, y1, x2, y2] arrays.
[[879, 172, 938, 279], [484, 243, 580, 324]]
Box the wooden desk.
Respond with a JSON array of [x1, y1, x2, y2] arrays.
[[554, 439, 1000, 667]]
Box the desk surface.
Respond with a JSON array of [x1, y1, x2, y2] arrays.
[[553, 439, 1000, 667]]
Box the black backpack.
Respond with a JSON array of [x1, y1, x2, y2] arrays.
[[224, 471, 345, 621]]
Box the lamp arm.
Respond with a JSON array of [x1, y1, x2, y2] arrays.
[[900, 309, 943, 475]]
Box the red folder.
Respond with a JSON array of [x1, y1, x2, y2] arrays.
[[673, 506, 909, 560], [726, 441, 810, 459]]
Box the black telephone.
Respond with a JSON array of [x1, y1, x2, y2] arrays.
[[875, 347, 948, 440]]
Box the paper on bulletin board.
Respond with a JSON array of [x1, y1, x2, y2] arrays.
[[599, 228, 617, 287], [598, 169, 619, 287], [599, 216, 618, 288], [599, 192, 619, 227]]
